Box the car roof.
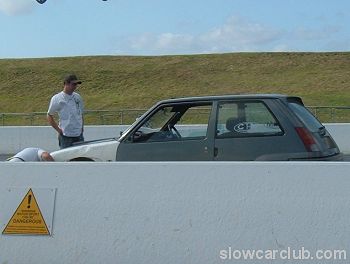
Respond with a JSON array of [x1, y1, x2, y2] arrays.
[[155, 94, 298, 105]]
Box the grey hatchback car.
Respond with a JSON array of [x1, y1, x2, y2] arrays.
[[51, 94, 342, 161]]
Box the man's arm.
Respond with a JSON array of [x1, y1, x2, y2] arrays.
[[47, 95, 63, 135], [47, 114, 63, 135], [80, 95, 85, 134]]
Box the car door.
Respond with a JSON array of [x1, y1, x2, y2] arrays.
[[116, 102, 215, 161], [213, 99, 302, 161]]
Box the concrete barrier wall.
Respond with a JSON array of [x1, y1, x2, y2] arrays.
[[0, 125, 129, 154], [0, 123, 349, 154], [0, 162, 349, 263]]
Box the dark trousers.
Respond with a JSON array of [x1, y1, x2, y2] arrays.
[[59, 134, 84, 149]]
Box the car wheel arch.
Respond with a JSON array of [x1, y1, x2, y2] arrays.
[[69, 157, 95, 162]]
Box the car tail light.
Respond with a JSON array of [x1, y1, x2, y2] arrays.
[[295, 127, 320, 152]]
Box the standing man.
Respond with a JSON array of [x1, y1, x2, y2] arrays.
[[47, 74, 84, 149]]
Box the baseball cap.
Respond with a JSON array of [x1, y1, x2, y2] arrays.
[[64, 74, 82, 84]]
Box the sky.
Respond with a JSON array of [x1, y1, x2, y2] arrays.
[[0, 0, 349, 58]]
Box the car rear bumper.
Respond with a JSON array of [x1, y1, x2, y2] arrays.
[[290, 152, 344, 161]]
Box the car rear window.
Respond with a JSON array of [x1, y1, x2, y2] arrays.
[[288, 102, 323, 132]]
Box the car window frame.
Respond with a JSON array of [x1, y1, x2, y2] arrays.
[[122, 101, 214, 144], [215, 99, 285, 139]]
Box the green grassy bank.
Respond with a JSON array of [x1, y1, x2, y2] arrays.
[[0, 52, 349, 124]]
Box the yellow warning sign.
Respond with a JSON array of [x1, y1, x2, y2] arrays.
[[2, 189, 49, 235]]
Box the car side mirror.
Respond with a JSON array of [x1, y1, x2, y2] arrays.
[[131, 131, 144, 142]]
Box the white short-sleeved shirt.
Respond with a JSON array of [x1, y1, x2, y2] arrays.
[[47, 91, 84, 137], [8, 148, 45, 162]]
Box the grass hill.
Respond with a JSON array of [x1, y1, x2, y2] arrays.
[[0, 52, 349, 123]]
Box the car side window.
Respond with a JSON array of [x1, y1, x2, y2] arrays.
[[216, 101, 283, 138], [173, 105, 211, 139], [130, 103, 212, 143]]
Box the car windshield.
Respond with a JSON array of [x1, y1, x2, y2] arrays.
[[288, 102, 323, 132]]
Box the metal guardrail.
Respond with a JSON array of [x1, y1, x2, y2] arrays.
[[0, 109, 147, 126], [1, 106, 350, 126], [307, 106, 350, 123]]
